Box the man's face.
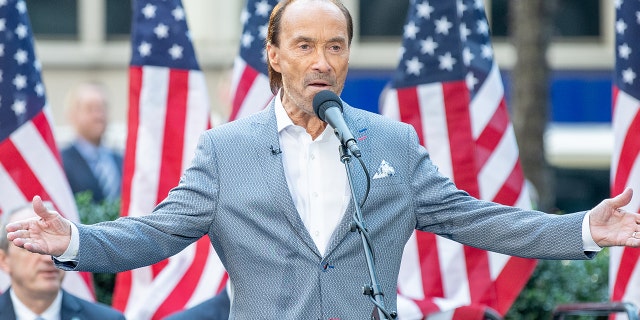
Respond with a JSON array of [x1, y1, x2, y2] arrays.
[[0, 210, 64, 298], [268, 0, 350, 115], [71, 87, 108, 145]]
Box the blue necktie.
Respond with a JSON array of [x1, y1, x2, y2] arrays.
[[94, 149, 119, 200]]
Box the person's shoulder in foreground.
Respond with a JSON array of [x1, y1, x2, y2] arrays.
[[163, 287, 231, 320], [61, 290, 126, 320]]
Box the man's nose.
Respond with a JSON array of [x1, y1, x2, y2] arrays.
[[312, 49, 331, 73]]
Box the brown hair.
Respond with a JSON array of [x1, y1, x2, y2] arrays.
[[266, 0, 353, 94]]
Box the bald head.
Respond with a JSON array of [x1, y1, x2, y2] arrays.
[[66, 82, 110, 146]]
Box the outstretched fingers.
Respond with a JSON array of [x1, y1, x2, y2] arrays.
[[6, 218, 47, 253], [5, 218, 36, 233]]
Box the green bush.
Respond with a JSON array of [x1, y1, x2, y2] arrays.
[[506, 249, 610, 319], [74, 191, 121, 306]]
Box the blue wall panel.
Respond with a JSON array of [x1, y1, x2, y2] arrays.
[[342, 69, 614, 123]]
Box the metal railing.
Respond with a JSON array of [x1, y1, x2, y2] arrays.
[[552, 302, 639, 320]]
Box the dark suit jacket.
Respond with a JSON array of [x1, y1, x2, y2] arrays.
[[0, 288, 125, 320], [164, 287, 230, 320], [61, 144, 123, 203]]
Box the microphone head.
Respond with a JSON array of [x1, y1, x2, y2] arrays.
[[313, 90, 343, 121]]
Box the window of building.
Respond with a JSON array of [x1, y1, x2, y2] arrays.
[[25, 0, 132, 41], [26, 0, 78, 39], [490, 0, 601, 39], [358, 0, 409, 40], [106, 0, 132, 39], [358, 0, 601, 41]]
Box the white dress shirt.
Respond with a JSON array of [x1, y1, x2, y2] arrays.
[[10, 288, 61, 320], [274, 94, 350, 256]]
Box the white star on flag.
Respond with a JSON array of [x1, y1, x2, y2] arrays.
[[154, 23, 169, 38], [622, 67, 636, 84], [13, 48, 27, 64], [255, 0, 272, 17], [420, 37, 438, 55], [462, 47, 474, 66], [435, 16, 452, 35], [416, 2, 434, 19], [241, 31, 254, 48], [15, 23, 27, 38], [619, 43, 631, 59], [138, 41, 151, 57], [142, 4, 156, 19], [168, 43, 183, 59], [616, 19, 627, 34], [11, 98, 25, 115], [406, 56, 424, 75], [404, 21, 420, 39], [172, 6, 184, 21], [438, 52, 456, 70], [12, 74, 26, 89]]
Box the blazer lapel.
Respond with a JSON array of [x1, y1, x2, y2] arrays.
[[0, 290, 17, 320], [60, 290, 83, 319], [324, 104, 372, 256], [256, 102, 321, 258]]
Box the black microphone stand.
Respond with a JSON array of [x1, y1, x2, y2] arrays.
[[339, 145, 397, 320]]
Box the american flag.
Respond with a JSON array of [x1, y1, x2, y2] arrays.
[[0, 0, 94, 301], [379, 0, 537, 318], [609, 0, 640, 316], [110, 0, 226, 319], [228, 0, 277, 121]]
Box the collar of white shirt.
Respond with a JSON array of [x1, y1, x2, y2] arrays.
[[10, 288, 61, 320], [273, 91, 350, 256]]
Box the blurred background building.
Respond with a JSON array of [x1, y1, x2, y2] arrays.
[[29, 0, 612, 212]]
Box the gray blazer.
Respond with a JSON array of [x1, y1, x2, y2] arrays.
[[57, 100, 593, 319]]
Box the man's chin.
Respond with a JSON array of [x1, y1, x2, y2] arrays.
[[36, 275, 64, 288]]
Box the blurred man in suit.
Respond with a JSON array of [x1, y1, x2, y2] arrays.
[[61, 82, 123, 203], [0, 204, 125, 320]]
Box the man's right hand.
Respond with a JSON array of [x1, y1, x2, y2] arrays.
[[6, 195, 72, 257]]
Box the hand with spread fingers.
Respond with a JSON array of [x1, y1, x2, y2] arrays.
[[5, 196, 72, 257], [588, 188, 640, 248]]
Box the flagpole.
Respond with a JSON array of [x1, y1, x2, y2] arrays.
[[340, 146, 397, 320]]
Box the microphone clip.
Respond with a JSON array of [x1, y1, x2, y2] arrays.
[[270, 145, 282, 155]]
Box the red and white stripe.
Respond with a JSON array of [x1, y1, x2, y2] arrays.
[[228, 56, 274, 121], [610, 86, 640, 319], [0, 105, 94, 301], [382, 62, 536, 319], [111, 66, 227, 319]]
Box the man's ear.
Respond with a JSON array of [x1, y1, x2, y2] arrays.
[[267, 42, 281, 72], [0, 250, 10, 274]]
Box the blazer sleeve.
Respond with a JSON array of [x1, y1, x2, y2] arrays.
[[403, 123, 593, 260], [57, 131, 221, 273]]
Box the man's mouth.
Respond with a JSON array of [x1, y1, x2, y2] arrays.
[[308, 81, 331, 88]]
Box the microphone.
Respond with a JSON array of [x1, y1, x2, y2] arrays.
[[313, 90, 361, 158]]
